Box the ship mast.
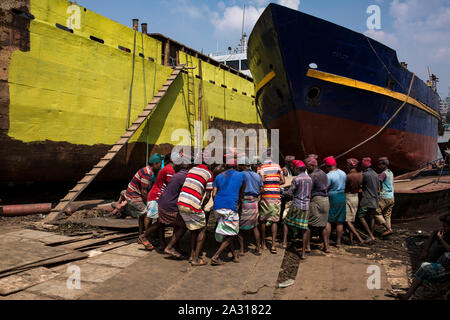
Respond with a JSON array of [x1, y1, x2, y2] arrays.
[[238, 4, 247, 54], [427, 66, 439, 93]]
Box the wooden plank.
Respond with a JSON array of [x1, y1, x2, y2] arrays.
[[126, 124, 140, 132], [0, 267, 59, 296], [59, 233, 138, 250], [109, 145, 123, 153], [86, 168, 103, 176], [102, 152, 117, 160], [0, 240, 75, 274], [79, 218, 138, 230], [0, 252, 88, 279], [94, 159, 110, 168], [115, 137, 129, 145]]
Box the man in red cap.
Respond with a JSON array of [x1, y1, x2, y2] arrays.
[[357, 157, 379, 242], [304, 155, 330, 253], [282, 160, 312, 259], [324, 156, 347, 249]]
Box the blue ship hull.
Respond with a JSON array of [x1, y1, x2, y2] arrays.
[[248, 4, 441, 173]]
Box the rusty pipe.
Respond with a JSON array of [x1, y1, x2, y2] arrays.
[[0, 203, 52, 217], [141, 23, 148, 35], [132, 18, 139, 31]]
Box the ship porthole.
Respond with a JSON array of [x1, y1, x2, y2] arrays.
[[307, 86, 320, 100], [309, 63, 318, 69]]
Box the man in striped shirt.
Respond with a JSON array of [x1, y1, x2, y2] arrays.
[[178, 162, 214, 266], [257, 151, 285, 254], [112, 154, 163, 237]]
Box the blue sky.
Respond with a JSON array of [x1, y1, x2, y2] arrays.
[[76, 0, 449, 98]]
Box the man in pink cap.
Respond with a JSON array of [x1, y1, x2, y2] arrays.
[[281, 160, 312, 259], [324, 156, 347, 249]]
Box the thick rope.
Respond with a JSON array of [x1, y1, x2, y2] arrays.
[[365, 36, 405, 91], [126, 29, 137, 129], [329, 73, 416, 164]]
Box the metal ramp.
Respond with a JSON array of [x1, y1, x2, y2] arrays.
[[43, 65, 185, 223]]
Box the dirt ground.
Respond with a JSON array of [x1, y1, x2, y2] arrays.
[[0, 206, 448, 300]]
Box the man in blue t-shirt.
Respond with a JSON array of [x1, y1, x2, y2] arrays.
[[324, 156, 347, 248], [210, 159, 246, 265]]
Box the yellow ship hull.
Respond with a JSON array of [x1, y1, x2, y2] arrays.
[[0, 0, 260, 182]]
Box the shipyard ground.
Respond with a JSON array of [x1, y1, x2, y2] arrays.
[[0, 212, 448, 300]]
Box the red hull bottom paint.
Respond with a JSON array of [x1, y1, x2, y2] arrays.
[[270, 110, 437, 173]]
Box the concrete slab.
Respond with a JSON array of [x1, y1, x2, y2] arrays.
[[0, 240, 74, 273], [54, 262, 123, 283], [26, 279, 97, 300], [86, 253, 137, 268], [4, 229, 54, 240], [108, 243, 150, 257], [0, 267, 58, 295], [281, 255, 392, 300], [81, 247, 285, 300]]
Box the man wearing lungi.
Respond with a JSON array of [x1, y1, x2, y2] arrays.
[[156, 154, 190, 259], [357, 157, 379, 242], [139, 153, 175, 250], [281, 160, 312, 259], [345, 158, 366, 245], [304, 156, 330, 253], [178, 160, 214, 266], [376, 157, 395, 237], [324, 156, 347, 249], [210, 155, 246, 265], [257, 149, 285, 254], [237, 156, 264, 256]]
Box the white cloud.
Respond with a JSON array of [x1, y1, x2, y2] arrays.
[[385, 0, 450, 96], [277, 0, 301, 10], [211, 5, 265, 33], [364, 29, 399, 48]]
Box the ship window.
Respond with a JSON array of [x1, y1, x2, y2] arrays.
[[55, 23, 73, 33], [90, 35, 104, 44], [221, 84, 227, 89], [139, 53, 144, 58], [11, 8, 35, 20], [148, 57, 155, 62], [241, 59, 249, 71], [118, 45, 131, 53], [309, 63, 318, 69], [307, 86, 321, 100], [209, 80, 216, 84], [242, 92, 247, 95], [232, 88, 238, 92], [226, 60, 239, 70]]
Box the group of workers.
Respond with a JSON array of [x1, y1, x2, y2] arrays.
[[112, 149, 398, 264], [111, 148, 450, 299]]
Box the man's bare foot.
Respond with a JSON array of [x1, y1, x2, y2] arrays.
[[305, 247, 311, 253], [281, 243, 287, 249], [191, 258, 207, 266], [164, 247, 182, 259], [261, 243, 267, 250], [239, 250, 245, 256], [323, 247, 331, 253]]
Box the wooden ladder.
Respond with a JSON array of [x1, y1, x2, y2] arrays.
[[185, 55, 196, 147], [43, 64, 185, 223]]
